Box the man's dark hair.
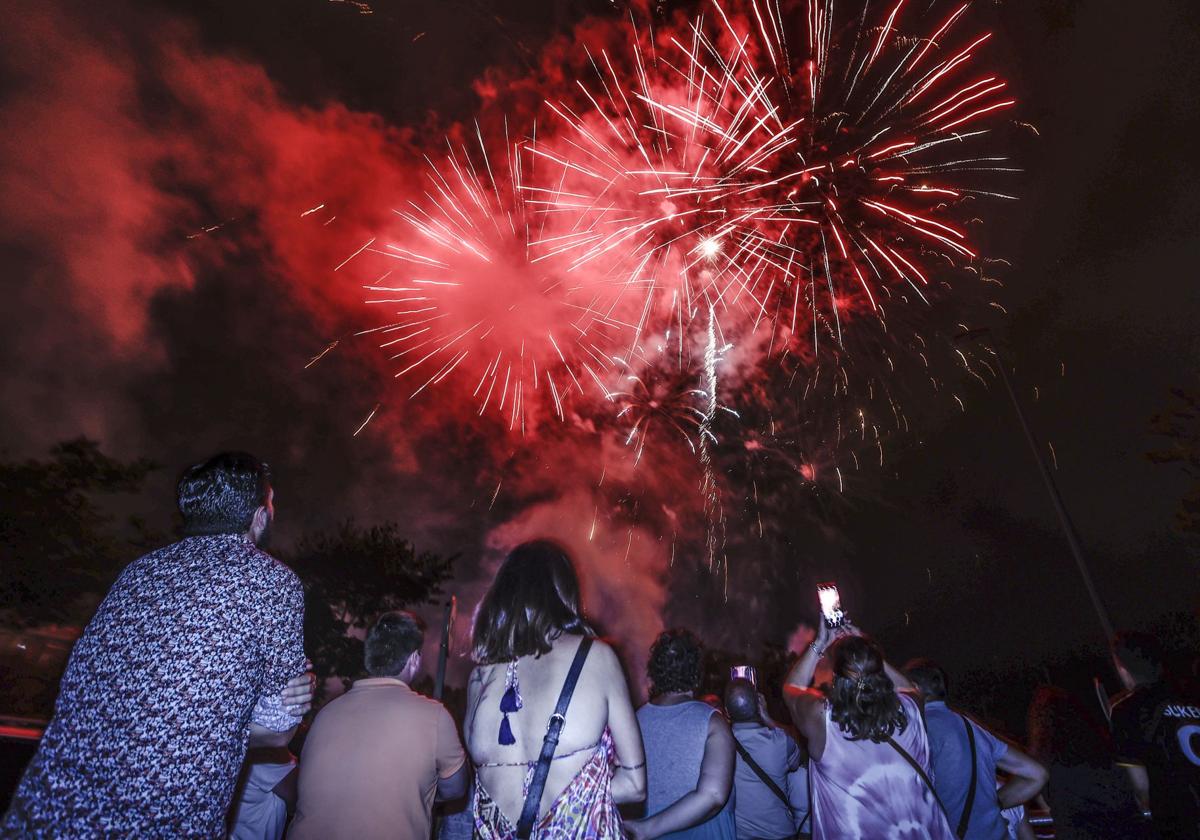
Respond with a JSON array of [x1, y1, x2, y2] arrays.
[[826, 635, 907, 743], [471, 540, 594, 665], [177, 452, 271, 536], [647, 628, 703, 696], [1111, 631, 1165, 684], [903, 658, 949, 702], [724, 678, 759, 723], [365, 611, 426, 677]]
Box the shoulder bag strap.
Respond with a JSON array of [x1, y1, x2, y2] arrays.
[[732, 737, 793, 813], [957, 714, 978, 839], [515, 636, 594, 839], [886, 736, 954, 831]]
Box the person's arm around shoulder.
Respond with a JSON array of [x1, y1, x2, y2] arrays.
[[625, 710, 734, 840], [434, 704, 469, 801], [594, 640, 647, 804], [257, 568, 314, 735], [995, 741, 1049, 809]]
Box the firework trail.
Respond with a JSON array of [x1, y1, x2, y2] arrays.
[[698, 303, 727, 570]]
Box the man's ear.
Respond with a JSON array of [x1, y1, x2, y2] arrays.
[[408, 650, 422, 675], [251, 505, 268, 535]]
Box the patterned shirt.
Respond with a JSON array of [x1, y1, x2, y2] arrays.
[[2, 535, 306, 838]]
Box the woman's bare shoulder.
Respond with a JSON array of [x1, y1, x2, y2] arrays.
[[584, 637, 626, 676]]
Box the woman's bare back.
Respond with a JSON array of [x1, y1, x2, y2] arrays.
[[466, 635, 624, 823]]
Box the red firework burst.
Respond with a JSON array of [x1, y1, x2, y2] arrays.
[[529, 0, 1017, 367]]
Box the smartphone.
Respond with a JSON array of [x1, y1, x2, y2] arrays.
[[817, 582, 845, 627], [730, 665, 757, 687]]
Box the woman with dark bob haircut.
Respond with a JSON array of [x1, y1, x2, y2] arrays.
[[784, 619, 955, 839], [465, 540, 646, 838]]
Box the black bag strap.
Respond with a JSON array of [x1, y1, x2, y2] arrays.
[[957, 714, 978, 839], [515, 636, 593, 839], [886, 736, 953, 830], [732, 737, 793, 813]]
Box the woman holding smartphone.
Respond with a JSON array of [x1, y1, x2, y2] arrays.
[[783, 619, 955, 839]]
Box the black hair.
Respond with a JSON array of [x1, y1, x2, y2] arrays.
[[724, 678, 759, 723], [364, 611, 426, 677], [472, 540, 593, 664], [1111, 631, 1165, 684], [177, 452, 271, 536], [1028, 685, 1113, 767], [647, 628, 703, 696], [825, 635, 907, 743], [903, 658, 949, 702]]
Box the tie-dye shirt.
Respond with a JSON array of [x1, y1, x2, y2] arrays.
[[809, 692, 956, 840], [2, 535, 305, 838]]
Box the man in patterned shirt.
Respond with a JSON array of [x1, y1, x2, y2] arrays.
[[3, 452, 314, 838]]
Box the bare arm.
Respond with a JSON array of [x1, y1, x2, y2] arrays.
[[883, 660, 917, 693], [782, 623, 831, 758], [248, 722, 296, 749], [1015, 813, 1037, 840], [627, 713, 734, 839], [1120, 763, 1150, 812], [597, 643, 647, 804], [996, 744, 1049, 808]]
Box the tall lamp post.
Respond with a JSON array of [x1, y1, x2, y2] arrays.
[[957, 328, 1115, 643]]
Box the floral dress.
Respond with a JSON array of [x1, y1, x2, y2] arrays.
[[474, 729, 622, 839]]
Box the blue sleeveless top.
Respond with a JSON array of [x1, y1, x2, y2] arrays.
[[637, 701, 736, 840]]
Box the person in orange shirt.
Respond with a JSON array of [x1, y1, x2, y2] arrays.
[[289, 611, 468, 839]]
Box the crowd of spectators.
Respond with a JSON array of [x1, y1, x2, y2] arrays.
[[3, 451, 1198, 839]]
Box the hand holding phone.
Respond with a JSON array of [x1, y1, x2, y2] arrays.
[[817, 582, 846, 628], [731, 664, 758, 687]]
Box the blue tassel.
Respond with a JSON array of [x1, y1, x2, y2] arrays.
[[499, 714, 516, 745], [500, 684, 522, 714]]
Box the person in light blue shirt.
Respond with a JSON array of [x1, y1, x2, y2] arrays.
[[627, 629, 736, 840], [724, 679, 802, 840], [904, 659, 1048, 840]]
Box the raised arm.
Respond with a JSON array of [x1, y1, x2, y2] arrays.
[[995, 744, 1049, 808], [626, 713, 734, 840], [596, 643, 647, 804], [782, 622, 832, 747]]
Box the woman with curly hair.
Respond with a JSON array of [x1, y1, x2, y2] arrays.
[[783, 621, 955, 839], [623, 629, 736, 840], [465, 540, 646, 839]]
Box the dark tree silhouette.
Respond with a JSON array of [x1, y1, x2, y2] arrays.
[[0, 439, 157, 629], [1148, 388, 1200, 535], [286, 520, 454, 693]]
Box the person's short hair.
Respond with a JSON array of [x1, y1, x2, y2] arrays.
[[724, 678, 759, 723], [177, 452, 271, 536], [1111, 631, 1165, 683], [471, 540, 593, 665], [364, 611, 425, 677], [826, 635, 907, 743], [903, 658, 948, 702], [647, 628, 703, 696]]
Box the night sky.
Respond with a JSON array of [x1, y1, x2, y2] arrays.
[[1, 0, 1197, 715]]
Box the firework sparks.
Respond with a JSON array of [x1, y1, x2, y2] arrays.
[[530, 0, 1017, 373], [338, 127, 648, 432]]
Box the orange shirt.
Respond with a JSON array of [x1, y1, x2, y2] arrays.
[[289, 677, 465, 840]]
